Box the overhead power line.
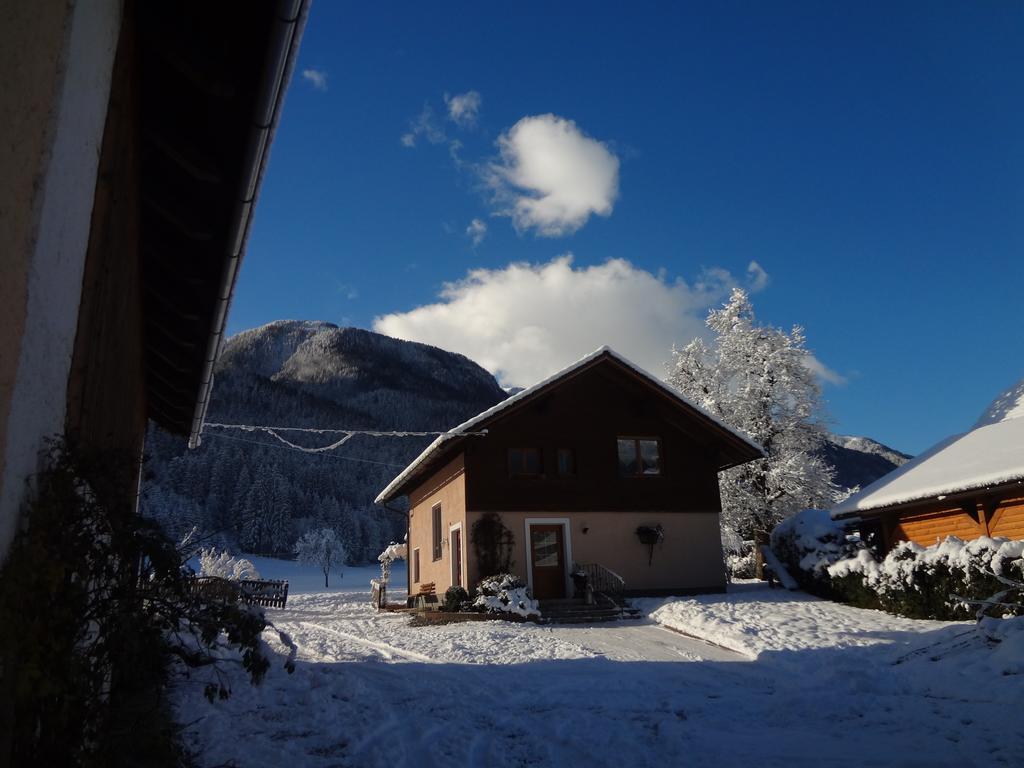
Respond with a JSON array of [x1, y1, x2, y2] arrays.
[[200, 421, 487, 455]]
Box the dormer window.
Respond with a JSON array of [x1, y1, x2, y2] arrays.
[[508, 448, 542, 477], [617, 437, 662, 476]]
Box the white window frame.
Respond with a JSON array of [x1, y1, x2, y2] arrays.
[[523, 517, 573, 597], [448, 522, 465, 589]]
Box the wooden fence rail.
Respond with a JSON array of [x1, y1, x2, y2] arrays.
[[190, 576, 290, 609]]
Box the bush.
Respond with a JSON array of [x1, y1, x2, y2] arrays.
[[770, 509, 860, 598], [443, 585, 470, 612], [828, 537, 1024, 620], [0, 440, 294, 766], [471, 573, 541, 618], [771, 510, 1024, 620]]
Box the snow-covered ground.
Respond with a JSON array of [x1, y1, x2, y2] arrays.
[[174, 561, 1024, 767]]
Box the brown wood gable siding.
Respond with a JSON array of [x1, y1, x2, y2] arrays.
[[878, 489, 1024, 550], [988, 495, 1024, 540], [464, 365, 724, 513]]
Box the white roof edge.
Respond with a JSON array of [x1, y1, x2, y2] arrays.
[[375, 346, 763, 504], [831, 418, 1024, 517]]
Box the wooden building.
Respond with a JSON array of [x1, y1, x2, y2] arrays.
[[832, 391, 1024, 551], [375, 348, 763, 600], [1, 2, 308, 758], [0, 0, 307, 561]]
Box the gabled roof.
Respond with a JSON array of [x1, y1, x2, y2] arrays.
[[375, 346, 763, 504], [832, 382, 1024, 517]]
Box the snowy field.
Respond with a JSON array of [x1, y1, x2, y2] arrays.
[[173, 559, 1024, 767]]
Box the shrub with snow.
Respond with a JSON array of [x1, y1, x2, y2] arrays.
[[772, 509, 1024, 620], [471, 574, 541, 619], [198, 548, 261, 581], [770, 509, 858, 594], [827, 536, 1024, 620]]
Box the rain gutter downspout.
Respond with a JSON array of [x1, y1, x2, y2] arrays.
[[188, 0, 308, 448]]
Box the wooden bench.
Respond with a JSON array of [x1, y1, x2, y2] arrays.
[[413, 581, 438, 610]]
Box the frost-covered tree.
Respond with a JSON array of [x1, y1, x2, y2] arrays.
[[668, 288, 840, 546], [295, 527, 346, 588], [198, 548, 261, 580]]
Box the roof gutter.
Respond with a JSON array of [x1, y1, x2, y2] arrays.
[[188, 0, 308, 449]]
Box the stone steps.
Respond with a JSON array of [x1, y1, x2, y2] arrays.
[[539, 598, 643, 624]]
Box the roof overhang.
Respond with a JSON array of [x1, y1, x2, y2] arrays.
[[833, 477, 1024, 520], [137, 1, 308, 446]]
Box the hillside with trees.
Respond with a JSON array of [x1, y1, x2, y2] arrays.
[[141, 321, 507, 562]]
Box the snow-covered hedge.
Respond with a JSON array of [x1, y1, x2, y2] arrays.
[[771, 509, 1024, 620], [828, 537, 1024, 619], [471, 574, 541, 619]]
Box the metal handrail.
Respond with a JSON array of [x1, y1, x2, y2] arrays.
[[574, 562, 625, 598]]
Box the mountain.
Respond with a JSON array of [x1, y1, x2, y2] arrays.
[[141, 321, 507, 562], [820, 434, 912, 494]]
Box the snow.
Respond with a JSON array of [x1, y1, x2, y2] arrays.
[[975, 376, 1024, 427], [375, 346, 762, 503], [643, 583, 958, 658], [173, 558, 1024, 767], [832, 416, 1024, 515]]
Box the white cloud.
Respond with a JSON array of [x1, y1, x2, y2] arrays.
[[373, 255, 731, 388], [746, 260, 770, 292], [487, 115, 620, 237], [466, 218, 487, 246], [301, 68, 328, 91], [400, 105, 446, 148], [802, 354, 847, 386], [445, 90, 482, 127]]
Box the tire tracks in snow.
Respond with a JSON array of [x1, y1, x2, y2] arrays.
[[291, 620, 439, 664]]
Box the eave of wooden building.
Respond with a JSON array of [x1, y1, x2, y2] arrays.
[[136, 1, 307, 446]]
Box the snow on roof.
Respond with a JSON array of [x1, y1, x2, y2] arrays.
[[375, 346, 762, 504], [832, 416, 1024, 516], [975, 377, 1024, 427]]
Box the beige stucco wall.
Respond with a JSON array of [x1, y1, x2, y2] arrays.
[[408, 453, 468, 594], [466, 510, 726, 596], [0, 0, 122, 561]]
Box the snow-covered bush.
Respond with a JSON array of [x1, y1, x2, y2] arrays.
[[725, 547, 757, 580], [444, 585, 471, 612], [827, 537, 1024, 620], [471, 573, 541, 619], [772, 509, 1024, 620], [198, 547, 261, 581], [770, 509, 860, 595]]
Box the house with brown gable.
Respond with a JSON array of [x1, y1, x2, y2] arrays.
[[832, 380, 1024, 551], [375, 347, 763, 603]]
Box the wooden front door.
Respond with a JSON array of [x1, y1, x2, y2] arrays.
[[529, 524, 566, 599], [451, 527, 463, 588]]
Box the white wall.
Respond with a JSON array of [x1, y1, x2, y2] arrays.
[[0, 0, 122, 560]]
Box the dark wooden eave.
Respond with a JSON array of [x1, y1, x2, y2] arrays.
[[137, 1, 307, 445]]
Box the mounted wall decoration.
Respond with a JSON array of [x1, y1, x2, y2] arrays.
[[635, 524, 664, 566]]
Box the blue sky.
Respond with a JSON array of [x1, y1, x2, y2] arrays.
[[229, 1, 1023, 455]]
